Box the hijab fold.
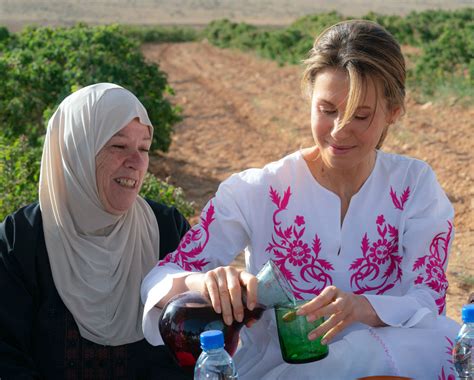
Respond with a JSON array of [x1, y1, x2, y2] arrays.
[[39, 83, 160, 345]]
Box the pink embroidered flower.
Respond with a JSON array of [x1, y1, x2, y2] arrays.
[[287, 239, 311, 266], [426, 259, 447, 284], [369, 238, 391, 265], [376, 215, 385, 225], [294, 215, 305, 226]]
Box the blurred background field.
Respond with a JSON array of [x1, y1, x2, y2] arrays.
[[0, 0, 472, 322]]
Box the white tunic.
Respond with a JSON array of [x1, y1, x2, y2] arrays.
[[142, 150, 460, 379]]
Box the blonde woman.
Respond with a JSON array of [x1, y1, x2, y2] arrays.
[[142, 21, 459, 379]]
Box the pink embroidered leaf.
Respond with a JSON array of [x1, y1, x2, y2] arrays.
[[275, 226, 286, 240], [182, 245, 204, 259], [427, 279, 440, 292], [390, 187, 402, 210], [273, 249, 286, 260], [280, 187, 292, 210], [265, 243, 274, 253], [377, 224, 387, 238], [388, 224, 398, 239], [316, 258, 334, 271], [284, 226, 293, 239], [201, 203, 216, 229], [312, 235, 321, 256], [191, 258, 210, 271], [400, 187, 410, 208], [269, 186, 281, 207], [413, 256, 428, 271], [396, 265, 403, 281], [377, 283, 394, 295], [349, 257, 365, 271], [361, 234, 370, 255], [294, 226, 304, 240], [383, 259, 396, 278]]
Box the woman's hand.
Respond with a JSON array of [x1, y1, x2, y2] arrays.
[[296, 285, 385, 344], [186, 267, 258, 326]]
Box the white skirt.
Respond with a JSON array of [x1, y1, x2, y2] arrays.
[[233, 310, 460, 380]]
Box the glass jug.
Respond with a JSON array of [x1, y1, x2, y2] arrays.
[[158, 260, 295, 371]]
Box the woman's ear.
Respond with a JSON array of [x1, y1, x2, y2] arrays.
[[388, 106, 402, 124]]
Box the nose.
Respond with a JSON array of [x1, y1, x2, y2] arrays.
[[125, 149, 147, 170], [330, 118, 350, 140]]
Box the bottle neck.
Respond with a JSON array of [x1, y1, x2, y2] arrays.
[[203, 347, 224, 354]]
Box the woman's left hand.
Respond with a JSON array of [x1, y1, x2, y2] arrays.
[[296, 285, 385, 344]]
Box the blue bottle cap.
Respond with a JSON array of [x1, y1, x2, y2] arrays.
[[462, 304, 474, 323], [200, 330, 225, 350]]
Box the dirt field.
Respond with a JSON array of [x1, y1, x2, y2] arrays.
[[142, 41, 473, 324]]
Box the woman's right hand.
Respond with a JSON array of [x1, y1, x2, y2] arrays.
[[186, 266, 258, 326]]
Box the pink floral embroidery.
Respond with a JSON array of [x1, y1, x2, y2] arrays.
[[158, 202, 214, 271], [265, 186, 334, 300], [438, 336, 455, 380], [413, 221, 453, 314], [349, 214, 402, 294], [390, 186, 410, 210]]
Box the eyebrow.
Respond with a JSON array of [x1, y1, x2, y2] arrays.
[[114, 131, 152, 140], [318, 99, 373, 111]]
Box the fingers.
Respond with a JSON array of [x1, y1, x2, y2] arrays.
[[296, 286, 357, 344], [297, 285, 338, 318], [204, 266, 246, 326], [239, 271, 258, 310]]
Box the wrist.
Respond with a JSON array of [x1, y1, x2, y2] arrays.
[[355, 295, 385, 327]]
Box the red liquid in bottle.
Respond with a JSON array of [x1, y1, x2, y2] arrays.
[[159, 292, 265, 372]]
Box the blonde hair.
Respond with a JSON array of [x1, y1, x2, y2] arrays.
[[302, 20, 406, 148]]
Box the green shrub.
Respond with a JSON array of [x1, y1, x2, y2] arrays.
[[122, 25, 198, 43], [0, 24, 180, 151], [140, 173, 195, 218], [0, 135, 42, 220]]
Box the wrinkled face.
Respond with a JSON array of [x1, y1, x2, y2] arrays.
[[96, 119, 151, 215], [310, 68, 399, 171]]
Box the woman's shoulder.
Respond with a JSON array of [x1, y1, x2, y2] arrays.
[[0, 202, 42, 241], [143, 198, 190, 229], [223, 151, 303, 189], [377, 150, 435, 179]]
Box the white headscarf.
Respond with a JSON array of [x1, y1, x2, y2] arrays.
[[39, 83, 160, 345]]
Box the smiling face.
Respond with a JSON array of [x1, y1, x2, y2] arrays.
[[95, 118, 151, 215], [310, 68, 399, 173]]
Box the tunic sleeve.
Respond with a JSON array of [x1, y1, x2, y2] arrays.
[[0, 206, 41, 379], [141, 177, 252, 345], [363, 166, 455, 327]]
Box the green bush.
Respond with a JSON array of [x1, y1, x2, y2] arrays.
[[0, 24, 180, 151], [122, 25, 198, 43], [0, 135, 42, 220], [140, 173, 195, 218]]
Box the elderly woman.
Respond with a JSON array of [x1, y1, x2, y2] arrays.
[[0, 83, 191, 379], [141, 21, 460, 379]]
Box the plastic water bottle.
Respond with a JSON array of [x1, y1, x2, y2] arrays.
[[194, 330, 238, 380], [453, 304, 474, 379]]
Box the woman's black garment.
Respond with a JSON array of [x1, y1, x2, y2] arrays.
[[0, 201, 193, 380]]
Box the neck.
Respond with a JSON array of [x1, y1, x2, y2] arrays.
[[303, 147, 377, 200]]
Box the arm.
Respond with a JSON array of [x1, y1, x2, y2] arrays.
[[0, 205, 41, 379], [141, 177, 255, 345], [298, 164, 454, 343], [362, 166, 454, 327]]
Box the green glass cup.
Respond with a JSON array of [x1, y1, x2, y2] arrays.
[[275, 301, 329, 364]]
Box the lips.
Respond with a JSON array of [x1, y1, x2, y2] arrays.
[[329, 144, 355, 155], [114, 177, 137, 188]]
